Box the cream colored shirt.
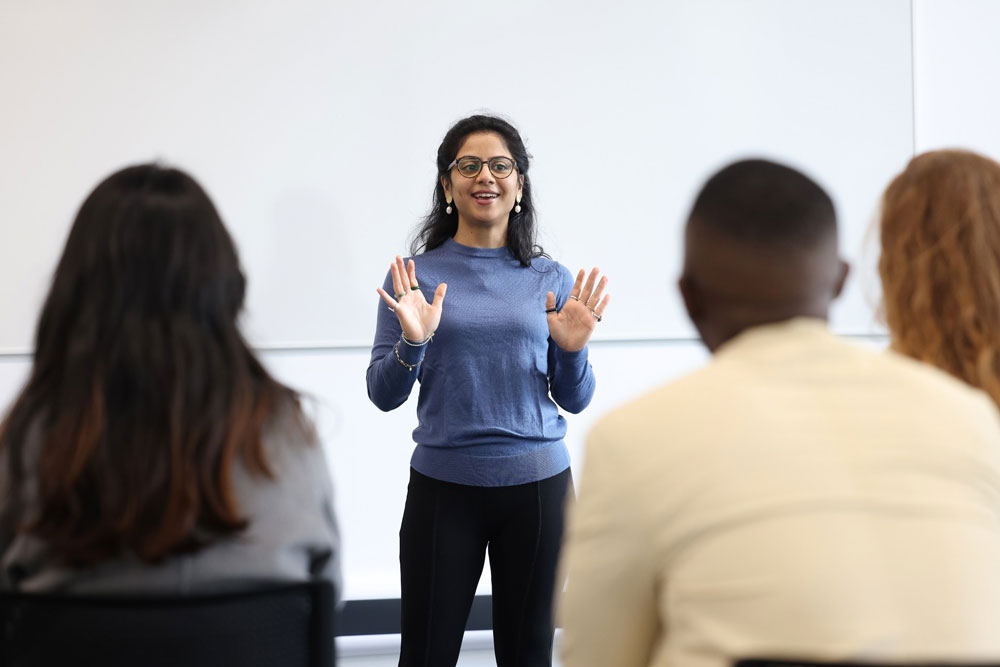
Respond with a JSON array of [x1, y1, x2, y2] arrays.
[[559, 319, 1000, 667]]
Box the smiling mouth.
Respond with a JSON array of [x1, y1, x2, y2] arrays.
[[472, 193, 498, 200]]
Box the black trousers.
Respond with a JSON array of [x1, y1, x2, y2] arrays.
[[398, 467, 573, 667]]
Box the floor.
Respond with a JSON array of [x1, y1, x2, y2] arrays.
[[339, 631, 564, 666], [342, 649, 504, 666]]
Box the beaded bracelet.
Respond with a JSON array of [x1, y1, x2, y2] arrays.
[[394, 341, 418, 372]]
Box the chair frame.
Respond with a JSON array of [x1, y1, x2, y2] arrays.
[[0, 579, 335, 667]]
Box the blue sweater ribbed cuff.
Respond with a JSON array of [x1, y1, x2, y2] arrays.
[[553, 345, 588, 368]]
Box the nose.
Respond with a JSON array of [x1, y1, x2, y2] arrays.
[[475, 164, 495, 184]]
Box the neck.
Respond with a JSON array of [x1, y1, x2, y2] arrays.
[[453, 218, 508, 249], [699, 304, 830, 352]]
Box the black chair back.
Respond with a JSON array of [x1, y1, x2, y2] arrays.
[[0, 580, 335, 667]]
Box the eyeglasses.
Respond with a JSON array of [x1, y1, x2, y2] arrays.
[[447, 155, 517, 179]]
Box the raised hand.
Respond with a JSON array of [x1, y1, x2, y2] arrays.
[[376, 256, 447, 342], [546, 268, 610, 352]]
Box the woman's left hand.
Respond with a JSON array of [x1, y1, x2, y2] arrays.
[[546, 268, 610, 352]]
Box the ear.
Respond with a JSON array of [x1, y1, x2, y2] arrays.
[[678, 274, 703, 323], [517, 174, 524, 199], [440, 175, 452, 202], [832, 259, 850, 299]]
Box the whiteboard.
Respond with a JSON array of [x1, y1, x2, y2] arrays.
[[0, 0, 912, 353], [912, 0, 1000, 157]]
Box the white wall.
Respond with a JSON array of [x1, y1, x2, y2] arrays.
[[260, 341, 710, 597], [1, 0, 996, 601], [912, 0, 1000, 156]]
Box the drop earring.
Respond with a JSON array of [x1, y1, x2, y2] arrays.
[[514, 196, 522, 214], [445, 196, 453, 214]]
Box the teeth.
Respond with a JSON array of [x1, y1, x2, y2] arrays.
[[474, 193, 497, 199]]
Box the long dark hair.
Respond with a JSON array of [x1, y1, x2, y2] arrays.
[[0, 164, 307, 566], [410, 114, 546, 266]]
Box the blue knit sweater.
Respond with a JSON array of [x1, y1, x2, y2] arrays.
[[366, 239, 596, 487]]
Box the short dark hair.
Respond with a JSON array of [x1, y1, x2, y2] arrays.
[[0, 163, 306, 566], [410, 114, 545, 266], [688, 159, 837, 248]]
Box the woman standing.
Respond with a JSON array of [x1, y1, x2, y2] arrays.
[[367, 115, 609, 666]]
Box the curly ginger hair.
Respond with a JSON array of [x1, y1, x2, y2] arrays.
[[880, 149, 1000, 408]]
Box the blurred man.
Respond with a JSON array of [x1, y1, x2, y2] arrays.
[[558, 159, 1000, 667]]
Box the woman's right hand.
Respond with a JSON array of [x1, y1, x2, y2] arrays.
[[376, 256, 447, 342]]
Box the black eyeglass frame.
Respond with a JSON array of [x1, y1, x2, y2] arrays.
[[446, 155, 518, 179]]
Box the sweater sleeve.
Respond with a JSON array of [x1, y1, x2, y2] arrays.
[[365, 268, 425, 412], [547, 264, 596, 414], [549, 343, 596, 414], [300, 437, 342, 605]]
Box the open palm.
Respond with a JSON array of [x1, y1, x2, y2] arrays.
[[547, 268, 610, 352], [376, 256, 447, 342]]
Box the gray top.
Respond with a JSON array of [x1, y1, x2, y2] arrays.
[[0, 411, 341, 598]]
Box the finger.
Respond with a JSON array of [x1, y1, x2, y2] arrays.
[[588, 275, 609, 308], [396, 255, 410, 294], [545, 291, 557, 315], [579, 267, 600, 305], [389, 260, 405, 298], [431, 282, 448, 308], [593, 293, 611, 319], [376, 287, 398, 309], [407, 259, 419, 291], [569, 269, 585, 300]]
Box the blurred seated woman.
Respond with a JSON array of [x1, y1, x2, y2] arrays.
[[880, 149, 1000, 410], [0, 164, 339, 594]]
